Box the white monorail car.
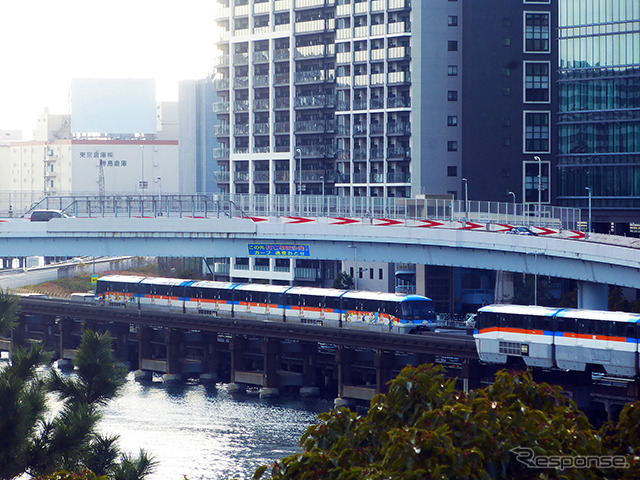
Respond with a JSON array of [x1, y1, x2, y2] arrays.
[[474, 304, 640, 377], [95, 275, 437, 333]]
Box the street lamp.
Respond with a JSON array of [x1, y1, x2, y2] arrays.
[[296, 148, 302, 214], [508, 191, 516, 223], [534, 155, 542, 225], [320, 175, 325, 215], [139, 145, 147, 193], [462, 177, 468, 224], [585, 186, 592, 239]]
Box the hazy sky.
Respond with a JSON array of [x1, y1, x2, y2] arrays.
[[0, 0, 219, 138]]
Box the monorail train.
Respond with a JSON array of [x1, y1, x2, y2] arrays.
[[95, 275, 437, 333], [474, 304, 640, 377]]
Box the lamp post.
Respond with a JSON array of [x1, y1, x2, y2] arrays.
[[320, 175, 325, 215], [508, 191, 516, 222], [462, 177, 468, 224], [296, 147, 302, 215], [139, 145, 147, 193], [585, 186, 591, 239], [534, 155, 541, 225]]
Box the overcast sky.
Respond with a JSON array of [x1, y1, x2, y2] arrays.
[[0, 0, 219, 138]]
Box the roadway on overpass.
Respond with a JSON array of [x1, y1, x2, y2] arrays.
[[1, 215, 639, 300]]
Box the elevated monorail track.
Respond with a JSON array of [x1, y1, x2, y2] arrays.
[[17, 297, 479, 359]]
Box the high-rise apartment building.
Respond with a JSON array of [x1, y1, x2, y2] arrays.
[[212, 0, 464, 199]]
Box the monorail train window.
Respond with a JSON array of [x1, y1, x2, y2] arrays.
[[400, 300, 431, 319], [532, 315, 553, 331], [271, 293, 284, 306], [555, 317, 576, 333], [576, 319, 589, 334], [325, 296, 341, 310]]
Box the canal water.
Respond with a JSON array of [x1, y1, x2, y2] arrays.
[[98, 373, 333, 480]]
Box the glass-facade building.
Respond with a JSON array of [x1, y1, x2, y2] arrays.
[[557, 0, 640, 229]]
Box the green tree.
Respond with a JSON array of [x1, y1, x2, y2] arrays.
[[332, 271, 354, 290], [0, 292, 155, 480], [0, 289, 20, 336], [253, 364, 637, 480]]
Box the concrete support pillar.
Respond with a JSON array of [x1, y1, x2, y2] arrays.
[[111, 324, 130, 364], [137, 325, 154, 371], [301, 342, 318, 388], [164, 328, 182, 376], [11, 317, 26, 348], [200, 332, 219, 383], [374, 350, 395, 395], [577, 281, 608, 310], [229, 335, 246, 384], [494, 271, 515, 304], [336, 345, 354, 399], [260, 338, 280, 398], [58, 317, 74, 359], [460, 359, 483, 393]]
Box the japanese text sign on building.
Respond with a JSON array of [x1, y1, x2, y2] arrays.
[[248, 244, 310, 257]]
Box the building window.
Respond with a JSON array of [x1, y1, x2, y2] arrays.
[[447, 90, 458, 101], [447, 166, 457, 176], [524, 61, 550, 102], [524, 12, 550, 52], [447, 115, 458, 126], [503, 67, 511, 76], [447, 141, 458, 151], [447, 65, 458, 76], [448, 15, 458, 26], [503, 37, 512, 46], [379, 269, 383, 280], [524, 111, 550, 153], [524, 0, 550, 3], [448, 40, 458, 51]]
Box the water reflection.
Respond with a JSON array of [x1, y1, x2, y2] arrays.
[[98, 373, 331, 480]]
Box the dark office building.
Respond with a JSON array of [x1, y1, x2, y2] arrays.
[[462, 0, 556, 206], [556, 0, 640, 233]]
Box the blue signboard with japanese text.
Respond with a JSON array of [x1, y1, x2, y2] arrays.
[[248, 244, 310, 257]]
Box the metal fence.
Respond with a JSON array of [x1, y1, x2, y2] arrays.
[[10, 193, 581, 230]]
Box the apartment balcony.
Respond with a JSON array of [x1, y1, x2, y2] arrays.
[[371, 48, 385, 61], [388, 97, 411, 108], [214, 262, 230, 274], [233, 52, 249, 65], [274, 97, 290, 109], [234, 76, 249, 88], [213, 102, 230, 113], [214, 55, 230, 67], [337, 76, 352, 88], [295, 44, 331, 59], [296, 19, 332, 34], [336, 3, 351, 16], [336, 52, 350, 64], [295, 70, 335, 84], [254, 1, 270, 14], [388, 45, 411, 60], [253, 98, 269, 111], [388, 71, 411, 85], [388, 21, 411, 35], [336, 28, 350, 40], [389, 0, 410, 10], [253, 51, 269, 63], [215, 6, 230, 19], [354, 25, 368, 38], [370, 148, 384, 160], [254, 25, 270, 35], [274, 170, 290, 182], [253, 171, 270, 182], [216, 30, 230, 43], [214, 124, 230, 136], [353, 98, 367, 110], [354, 74, 368, 87], [371, 0, 384, 11], [387, 122, 411, 135], [234, 171, 250, 182], [336, 100, 349, 111], [296, 145, 332, 157], [370, 98, 384, 109], [388, 172, 411, 183], [234, 4, 249, 16], [253, 75, 269, 87], [295, 94, 335, 109], [353, 148, 367, 160], [234, 147, 250, 154], [295, 120, 320, 133], [213, 78, 230, 90], [234, 124, 249, 135], [335, 172, 351, 183], [337, 149, 350, 160], [371, 24, 385, 36], [235, 28, 250, 37], [294, 267, 321, 281], [274, 0, 290, 11], [213, 148, 230, 159], [275, 22, 290, 32], [336, 124, 350, 136], [352, 172, 367, 183], [254, 123, 269, 135], [213, 171, 230, 182], [387, 147, 411, 160], [273, 48, 290, 61], [233, 100, 249, 112], [253, 146, 270, 154], [353, 124, 367, 136], [274, 73, 290, 86], [273, 121, 290, 134], [295, 169, 328, 182], [371, 172, 385, 183]]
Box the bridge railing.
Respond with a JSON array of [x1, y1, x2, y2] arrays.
[[16, 194, 581, 230]]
